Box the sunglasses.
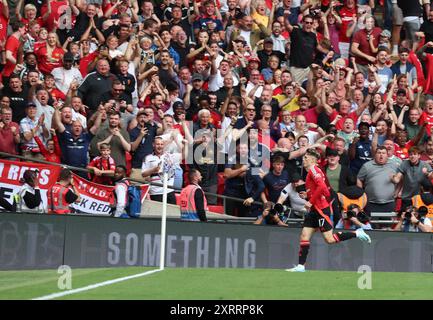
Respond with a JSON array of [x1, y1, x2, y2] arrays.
[[304, 21, 313, 25]]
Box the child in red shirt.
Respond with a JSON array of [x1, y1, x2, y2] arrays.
[[87, 143, 116, 185], [34, 129, 62, 163]]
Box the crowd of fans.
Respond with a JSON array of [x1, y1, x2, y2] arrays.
[[0, 0, 432, 232]]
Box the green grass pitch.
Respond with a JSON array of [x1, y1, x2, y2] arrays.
[[0, 267, 432, 300]]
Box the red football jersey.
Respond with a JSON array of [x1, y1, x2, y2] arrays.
[[306, 165, 331, 210]]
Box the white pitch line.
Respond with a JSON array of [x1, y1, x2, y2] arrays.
[[32, 268, 163, 300]]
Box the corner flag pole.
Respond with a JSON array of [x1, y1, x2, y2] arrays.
[[159, 162, 168, 271]]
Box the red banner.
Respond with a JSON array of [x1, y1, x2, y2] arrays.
[[0, 159, 149, 216]]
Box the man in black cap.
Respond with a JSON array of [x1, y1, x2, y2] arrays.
[[257, 37, 284, 71], [185, 73, 206, 120], [51, 52, 83, 95], [392, 88, 410, 125]]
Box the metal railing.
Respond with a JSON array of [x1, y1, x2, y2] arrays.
[[0, 152, 415, 227]]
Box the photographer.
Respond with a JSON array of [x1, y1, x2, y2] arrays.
[[275, 172, 307, 214], [15, 169, 45, 213], [254, 202, 288, 226], [395, 206, 432, 232], [335, 204, 373, 230]]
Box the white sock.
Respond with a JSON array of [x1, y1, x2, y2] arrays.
[[392, 45, 398, 55]]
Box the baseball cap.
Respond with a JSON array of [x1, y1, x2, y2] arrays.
[[26, 102, 37, 108], [325, 147, 339, 157], [63, 52, 75, 62], [192, 73, 204, 82], [264, 37, 273, 44]]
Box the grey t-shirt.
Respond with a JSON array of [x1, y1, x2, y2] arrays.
[[357, 160, 399, 204], [397, 160, 432, 200]]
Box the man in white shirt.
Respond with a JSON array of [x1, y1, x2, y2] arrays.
[[141, 136, 180, 204], [51, 52, 83, 95]]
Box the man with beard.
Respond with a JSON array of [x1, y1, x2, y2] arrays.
[[51, 52, 83, 95], [142, 136, 179, 204], [180, 169, 208, 222], [375, 49, 393, 94], [129, 109, 158, 182], [253, 88, 280, 121], [91, 112, 131, 167]]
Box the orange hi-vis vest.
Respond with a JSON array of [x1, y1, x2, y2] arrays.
[[179, 184, 208, 221], [411, 194, 433, 219], [48, 183, 71, 214], [338, 193, 368, 212]]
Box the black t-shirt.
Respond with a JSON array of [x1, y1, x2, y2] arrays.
[[129, 123, 158, 169], [171, 18, 193, 42], [192, 142, 218, 187], [5, 87, 29, 123], [254, 98, 280, 121], [71, 12, 104, 41], [99, 91, 132, 105], [289, 27, 317, 68], [257, 49, 285, 71], [171, 41, 192, 68], [158, 68, 175, 87]]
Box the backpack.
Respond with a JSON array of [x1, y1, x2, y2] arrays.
[[115, 181, 142, 218], [125, 184, 142, 218]]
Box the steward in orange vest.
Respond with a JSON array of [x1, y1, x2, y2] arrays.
[[48, 168, 81, 214], [411, 179, 433, 220], [179, 169, 208, 222]]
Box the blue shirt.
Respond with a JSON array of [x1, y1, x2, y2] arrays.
[[152, 45, 180, 66], [263, 170, 290, 203], [350, 139, 373, 175], [129, 124, 158, 169], [58, 130, 93, 168]]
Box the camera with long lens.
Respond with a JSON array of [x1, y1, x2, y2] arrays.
[[268, 203, 291, 223], [402, 206, 415, 222], [346, 210, 356, 219], [345, 209, 370, 224]]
